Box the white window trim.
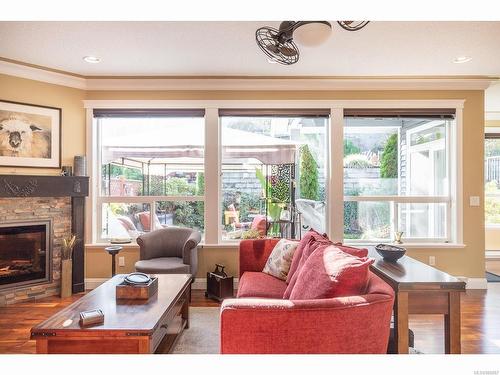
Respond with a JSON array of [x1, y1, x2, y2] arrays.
[[84, 99, 465, 247], [484, 126, 500, 229]]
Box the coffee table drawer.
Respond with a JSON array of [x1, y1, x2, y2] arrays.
[[151, 296, 187, 352]]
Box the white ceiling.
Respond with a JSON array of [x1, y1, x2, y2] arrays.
[[1, 21, 500, 77]]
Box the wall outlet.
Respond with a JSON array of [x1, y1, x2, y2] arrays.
[[429, 256, 436, 266], [118, 257, 125, 267], [469, 196, 480, 207]]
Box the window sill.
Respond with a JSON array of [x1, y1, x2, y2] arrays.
[[85, 241, 465, 250]]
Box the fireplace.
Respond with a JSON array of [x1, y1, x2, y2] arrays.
[[0, 220, 52, 290]]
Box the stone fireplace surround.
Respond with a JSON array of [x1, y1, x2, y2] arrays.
[[0, 198, 71, 305], [0, 175, 89, 306]]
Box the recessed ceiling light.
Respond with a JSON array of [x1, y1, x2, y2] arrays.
[[83, 56, 101, 64], [453, 56, 472, 64]]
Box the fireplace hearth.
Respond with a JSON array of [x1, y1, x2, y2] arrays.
[[0, 221, 52, 290]]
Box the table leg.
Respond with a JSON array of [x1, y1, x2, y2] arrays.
[[111, 253, 116, 276], [36, 338, 49, 354], [138, 337, 151, 354], [182, 285, 190, 329], [444, 291, 461, 354], [394, 291, 409, 354]]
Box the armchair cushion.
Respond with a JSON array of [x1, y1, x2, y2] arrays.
[[290, 245, 374, 300], [135, 257, 191, 274], [237, 272, 287, 299]]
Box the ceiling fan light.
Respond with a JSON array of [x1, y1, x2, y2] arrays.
[[293, 22, 332, 47]]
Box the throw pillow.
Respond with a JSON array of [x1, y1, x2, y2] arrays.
[[262, 239, 299, 281], [283, 234, 331, 298], [333, 243, 369, 258], [285, 229, 329, 284], [289, 245, 374, 300]]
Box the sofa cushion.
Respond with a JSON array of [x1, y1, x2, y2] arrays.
[[237, 272, 287, 299], [290, 245, 374, 300], [262, 239, 299, 281], [135, 257, 191, 274]]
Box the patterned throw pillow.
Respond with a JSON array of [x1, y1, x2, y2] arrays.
[[262, 239, 299, 281]]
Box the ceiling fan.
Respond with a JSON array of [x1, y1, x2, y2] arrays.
[[255, 21, 369, 65]]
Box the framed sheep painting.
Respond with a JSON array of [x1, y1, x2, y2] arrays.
[[0, 100, 61, 168]]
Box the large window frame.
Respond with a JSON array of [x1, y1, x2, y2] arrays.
[[485, 127, 500, 230], [85, 100, 464, 248], [92, 114, 206, 243]]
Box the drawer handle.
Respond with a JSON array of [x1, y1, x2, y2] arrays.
[[160, 324, 168, 330]]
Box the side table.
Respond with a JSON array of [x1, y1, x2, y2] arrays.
[[104, 245, 123, 276]]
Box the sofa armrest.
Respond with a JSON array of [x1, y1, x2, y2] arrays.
[[239, 239, 281, 277], [220, 293, 394, 354]]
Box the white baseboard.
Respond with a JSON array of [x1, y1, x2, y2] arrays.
[[463, 277, 488, 289], [85, 277, 239, 290]]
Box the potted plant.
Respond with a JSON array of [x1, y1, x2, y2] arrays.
[[61, 234, 76, 298]]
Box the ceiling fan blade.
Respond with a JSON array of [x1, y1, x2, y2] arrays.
[[265, 43, 281, 54], [279, 45, 298, 57]]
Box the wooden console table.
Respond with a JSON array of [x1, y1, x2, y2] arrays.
[[368, 247, 466, 354]]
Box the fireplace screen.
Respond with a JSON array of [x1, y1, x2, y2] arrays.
[[0, 221, 51, 289]]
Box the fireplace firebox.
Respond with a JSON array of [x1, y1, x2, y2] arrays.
[[0, 220, 52, 290]]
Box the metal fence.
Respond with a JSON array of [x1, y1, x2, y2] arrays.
[[485, 156, 500, 182]]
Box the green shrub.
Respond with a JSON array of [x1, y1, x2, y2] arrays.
[[299, 145, 319, 200], [343, 154, 373, 168], [380, 133, 398, 178], [344, 139, 360, 156]]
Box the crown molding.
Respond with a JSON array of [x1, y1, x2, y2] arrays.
[[0, 59, 497, 91], [0, 60, 86, 89]]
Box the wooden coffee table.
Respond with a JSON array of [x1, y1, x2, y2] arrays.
[[368, 247, 466, 354], [31, 274, 191, 354]]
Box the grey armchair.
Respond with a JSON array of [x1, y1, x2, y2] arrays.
[[135, 227, 201, 278]]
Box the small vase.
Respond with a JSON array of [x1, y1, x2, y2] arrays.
[[61, 259, 72, 298]]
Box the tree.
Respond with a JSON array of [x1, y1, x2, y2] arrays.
[[380, 133, 398, 178], [344, 139, 360, 156], [299, 145, 319, 200]]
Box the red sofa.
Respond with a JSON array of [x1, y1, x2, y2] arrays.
[[220, 239, 395, 354]]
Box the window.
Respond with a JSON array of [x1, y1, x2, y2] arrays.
[[219, 111, 329, 241], [94, 110, 205, 242], [88, 102, 461, 246], [343, 111, 453, 242], [485, 133, 500, 226]]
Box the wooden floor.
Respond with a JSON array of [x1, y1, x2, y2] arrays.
[[486, 259, 500, 276], [1, 285, 500, 354]]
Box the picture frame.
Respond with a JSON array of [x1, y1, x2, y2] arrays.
[[0, 99, 61, 168]]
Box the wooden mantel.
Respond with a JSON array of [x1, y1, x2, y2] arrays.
[[0, 174, 89, 293]]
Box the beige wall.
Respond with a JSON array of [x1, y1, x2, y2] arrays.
[[0, 73, 486, 279], [85, 245, 240, 279], [0, 74, 86, 175]]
